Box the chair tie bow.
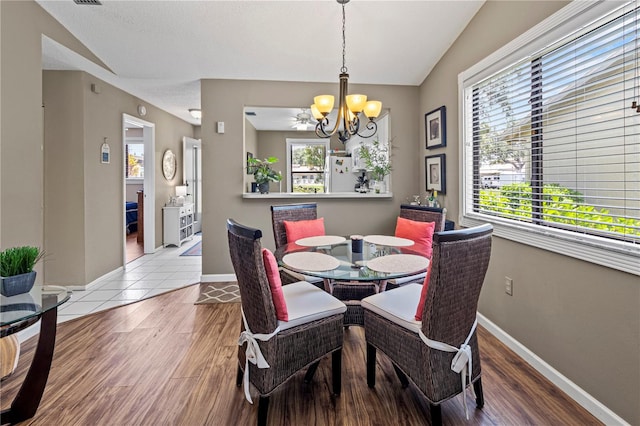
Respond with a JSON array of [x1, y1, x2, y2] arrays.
[[419, 318, 478, 420], [238, 308, 280, 403]]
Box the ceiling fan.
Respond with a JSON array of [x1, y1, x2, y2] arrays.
[[290, 108, 317, 131]]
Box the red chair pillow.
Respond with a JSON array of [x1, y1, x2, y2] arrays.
[[395, 216, 436, 258], [414, 261, 433, 321], [261, 248, 288, 321], [283, 218, 325, 244]]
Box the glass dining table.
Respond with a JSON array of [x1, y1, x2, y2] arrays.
[[275, 235, 429, 325], [1, 286, 71, 424]]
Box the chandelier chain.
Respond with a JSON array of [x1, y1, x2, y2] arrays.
[[341, 3, 347, 74]]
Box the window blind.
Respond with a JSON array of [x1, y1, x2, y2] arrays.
[[466, 5, 640, 247]]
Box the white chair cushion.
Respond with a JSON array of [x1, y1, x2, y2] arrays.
[[278, 281, 347, 331], [361, 283, 422, 333]]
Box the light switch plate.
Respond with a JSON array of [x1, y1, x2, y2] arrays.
[[217, 122, 225, 134]]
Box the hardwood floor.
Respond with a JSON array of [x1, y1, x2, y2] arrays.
[[126, 231, 144, 263], [1, 283, 601, 425]]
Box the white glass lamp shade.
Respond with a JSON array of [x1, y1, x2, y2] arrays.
[[175, 185, 187, 197]]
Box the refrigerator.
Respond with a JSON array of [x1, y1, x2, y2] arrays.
[[326, 156, 357, 193]]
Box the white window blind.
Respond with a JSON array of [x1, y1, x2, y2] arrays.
[[461, 1, 639, 273]]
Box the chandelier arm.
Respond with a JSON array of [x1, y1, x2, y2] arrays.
[[315, 117, 333, 138], [356, 120, 378, 139]]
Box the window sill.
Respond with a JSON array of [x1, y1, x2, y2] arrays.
[[461, 214, 640, 276], [242, 192, 393, 199]]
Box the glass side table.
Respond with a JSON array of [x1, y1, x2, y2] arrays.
[[1, 286, 71, 425]]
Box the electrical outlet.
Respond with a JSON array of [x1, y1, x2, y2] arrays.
[[505, 277, 513, 296]]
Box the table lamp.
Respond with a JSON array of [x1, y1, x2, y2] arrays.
[[175, 185, 187, 205]]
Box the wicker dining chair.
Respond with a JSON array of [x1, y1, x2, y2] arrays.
[[227, 219, 346, 426], [270, 203, 324, 286], [385, 204, 448, 289], [399, 204, 447, 232], [271, 203, 319, 249], [362, 224, 493, 425]]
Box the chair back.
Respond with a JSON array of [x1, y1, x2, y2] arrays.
[[399, 204, 447, 232], [227, 219, 278, 334], [270, 203, 318, 249], [421, 224, 493, 345]]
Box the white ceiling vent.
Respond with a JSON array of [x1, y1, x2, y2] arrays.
[[73, 0, 102, 5]]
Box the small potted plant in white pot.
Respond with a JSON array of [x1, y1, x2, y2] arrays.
[[247, 156, 283, 194], [358, 139, 392, 193], [0, 246, 44, 296]]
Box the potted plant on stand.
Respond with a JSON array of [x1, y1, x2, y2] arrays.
[[247, 156, 283, 194], [0, 246, 44, 296], [358, 139, 392, 193]]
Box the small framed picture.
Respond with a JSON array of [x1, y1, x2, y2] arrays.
[[425, 154, 446, 194], [101, 141, 110, 164], [425, 106, 446, 149]]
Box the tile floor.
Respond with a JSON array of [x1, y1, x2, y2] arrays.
[[57, 234, 202, 323]]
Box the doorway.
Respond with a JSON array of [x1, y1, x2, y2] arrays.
[[183, 137, 202, 234], [123, 114, 156, 267]]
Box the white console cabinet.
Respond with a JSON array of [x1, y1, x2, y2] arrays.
[[162, 203, 194, 247]]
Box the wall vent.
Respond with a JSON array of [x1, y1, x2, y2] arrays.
[[73, 0, 102, 5]]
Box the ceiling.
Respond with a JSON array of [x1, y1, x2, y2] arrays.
[[37, 0, 484, 128]]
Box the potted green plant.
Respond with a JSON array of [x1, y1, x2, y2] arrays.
[[0, 246, 44, 296], [358, 139, 392, 193], [247, 156, 282, 194]]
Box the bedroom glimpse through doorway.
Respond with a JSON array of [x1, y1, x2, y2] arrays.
[[123, 114, 156, 268]]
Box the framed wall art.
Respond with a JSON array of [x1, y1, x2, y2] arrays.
[[425, 154, 446, 194], [101, 140, 110, 164], [425, 106, 446, 149]]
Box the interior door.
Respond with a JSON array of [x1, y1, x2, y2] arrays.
[[183, 137, 202, 234]]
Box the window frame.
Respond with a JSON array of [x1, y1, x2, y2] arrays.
[[458, 0, 639, 276], [125, 139, 145, 182], [285, 138, 330, 193]]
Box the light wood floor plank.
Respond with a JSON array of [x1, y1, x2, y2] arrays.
[[1, 283, 601, 425]]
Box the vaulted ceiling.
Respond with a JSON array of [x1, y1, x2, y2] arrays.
[[37, 0, 484, 126]]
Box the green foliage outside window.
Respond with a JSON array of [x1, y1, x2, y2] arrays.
[[479, 183, 640, 238]]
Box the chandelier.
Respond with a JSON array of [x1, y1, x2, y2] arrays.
[[311, 0, 382, 143]]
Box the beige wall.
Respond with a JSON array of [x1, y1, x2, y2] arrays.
[[1, 1, 46, 280], [1, 0, 119, 282], [42, 70, 195, 285], [201, 79, 420, 273], [43, 71, 87, 285], [419, 1, 639, 423]]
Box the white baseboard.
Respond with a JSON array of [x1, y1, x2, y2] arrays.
[[65, 266, 125, 291], [201, 273, 236, 283], [477, 313, 629, 426]]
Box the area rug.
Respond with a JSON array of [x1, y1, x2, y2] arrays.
[[195, 282, 240, 304], [180, 241, 202, 256]]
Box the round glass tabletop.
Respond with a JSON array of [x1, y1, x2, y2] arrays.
[[276, 238, 428, 282], [1, 286, 71, 336]]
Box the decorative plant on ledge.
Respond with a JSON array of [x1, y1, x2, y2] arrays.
[[358, 139, 391, 192], [247, 156, 282, 194]]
